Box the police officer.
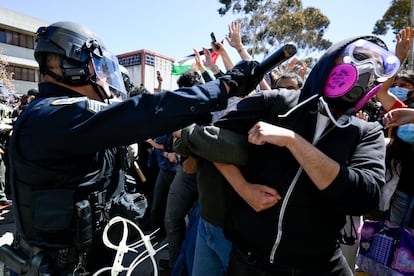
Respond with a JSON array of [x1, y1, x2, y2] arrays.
[[6, 21, 262, 275]]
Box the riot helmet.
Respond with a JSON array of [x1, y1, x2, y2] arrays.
[[34, 21, 127, 101]]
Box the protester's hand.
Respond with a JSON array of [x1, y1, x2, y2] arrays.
[[226, 20, 243, 50], [203, 47, 215, 69], [165, 152, 178, 163], [383, 108, 414, 128], [355, 110, 369, 121], [248, 121, 294, 147], [182, 156, 197, 174], [395, 26, 414, 62], [298, 61, 307, 80], [157, 74, 163, 83], [239, 183, 281, 212], [193, 48, 205, 72], [219, 59, 262, 97], [285, 57, 298, 73]]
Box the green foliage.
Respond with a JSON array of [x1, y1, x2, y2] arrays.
[[217, 0, 332, 59], [373, 0, 410, 35]]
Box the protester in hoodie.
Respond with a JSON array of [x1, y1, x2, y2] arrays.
[[175, 35, 399, 275]]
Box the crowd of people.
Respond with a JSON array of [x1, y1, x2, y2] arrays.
[[0, 16, 414, 276]]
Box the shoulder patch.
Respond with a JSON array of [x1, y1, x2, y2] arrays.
[[51, 97, 87, 106], [86, 99, 108, 113]]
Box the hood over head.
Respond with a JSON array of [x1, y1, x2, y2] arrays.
[[299, 35, 388, 103]]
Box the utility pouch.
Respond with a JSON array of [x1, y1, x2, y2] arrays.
[[75, 200, 93, 248], [0, 244, 29, 274]]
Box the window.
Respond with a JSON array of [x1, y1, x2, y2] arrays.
[[145, 54, 155, 66], [119, 54, 141, 66], [0, 29, 4, 43], [0, 28, 35, 49], [7, 66, 36, 82]]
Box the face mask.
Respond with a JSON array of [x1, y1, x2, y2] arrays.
[[397, 124, 414, 144], [389, 87, 409, 101]]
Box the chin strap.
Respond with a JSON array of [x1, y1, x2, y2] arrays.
[[43, 69, 65, 83], [90, 75, 112, 103], [319, 97, 353, 128]]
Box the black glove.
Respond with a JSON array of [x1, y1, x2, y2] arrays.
[[219, 59, 262, 97]]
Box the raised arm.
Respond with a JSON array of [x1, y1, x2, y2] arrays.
[[376, 26, 414, 111], [226, 20, 270, 90]]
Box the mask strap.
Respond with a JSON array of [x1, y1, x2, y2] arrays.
[[319, 97, 352, 128], [353, 84, 383, 111]]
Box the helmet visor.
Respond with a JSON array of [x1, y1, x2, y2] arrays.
[[343, 39, 400, 79], [91, 49, 127, 100]]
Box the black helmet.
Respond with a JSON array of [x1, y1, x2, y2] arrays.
[[34, 21, 127, 100]]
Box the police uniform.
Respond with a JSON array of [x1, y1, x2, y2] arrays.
[[8, 80, 228, 273]]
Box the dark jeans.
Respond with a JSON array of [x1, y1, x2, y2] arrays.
[[227, 245, 353, 276], [149, 168, 176, 236], [165, 165, 198, 267]]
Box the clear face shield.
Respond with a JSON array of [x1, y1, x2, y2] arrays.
[[91, 49, 127, 101], [322, 39, 400, 128]]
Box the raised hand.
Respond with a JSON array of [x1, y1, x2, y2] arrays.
[[395, 26, 414, 62]]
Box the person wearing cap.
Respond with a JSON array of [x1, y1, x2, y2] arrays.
[[3, 21, 263, 275], [174, 34, 403, 275]]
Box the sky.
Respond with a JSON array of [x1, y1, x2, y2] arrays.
[[1, 0, 397, 63]]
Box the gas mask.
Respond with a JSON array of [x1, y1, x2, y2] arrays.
[[321, 39, 400, 128]]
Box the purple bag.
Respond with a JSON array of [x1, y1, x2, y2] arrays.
[[357, 220, 414, 276]]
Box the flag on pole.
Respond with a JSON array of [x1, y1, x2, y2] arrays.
[[172, 48, 220, 76]]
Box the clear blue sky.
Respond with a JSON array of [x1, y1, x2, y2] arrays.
[[1, 0, 397, 62]]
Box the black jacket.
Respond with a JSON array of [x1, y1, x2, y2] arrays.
[[183, 36, 386, 269]]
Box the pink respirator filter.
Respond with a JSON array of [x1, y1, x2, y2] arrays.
[[324, 64, 358, 98]]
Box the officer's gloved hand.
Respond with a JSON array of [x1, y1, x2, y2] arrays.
[[219, 59, 262, 97]]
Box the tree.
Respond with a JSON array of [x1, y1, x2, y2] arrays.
[[372, 0, 412, 69], [217, 0, 332, 59], [372, 0, 410, 36], [0, 48, 15, 94]]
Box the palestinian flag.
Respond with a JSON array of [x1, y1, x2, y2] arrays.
[[172, 49, 219, 76]]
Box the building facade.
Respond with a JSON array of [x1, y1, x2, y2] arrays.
[[0, 7, 181, 97], [0, 7, 47, 95], [118, 50, 179, 93]]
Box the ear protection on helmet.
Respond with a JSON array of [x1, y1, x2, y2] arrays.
[[60, 59, 90, 86]]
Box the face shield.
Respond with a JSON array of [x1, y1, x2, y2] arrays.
[[91, 49, 127, 101]]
